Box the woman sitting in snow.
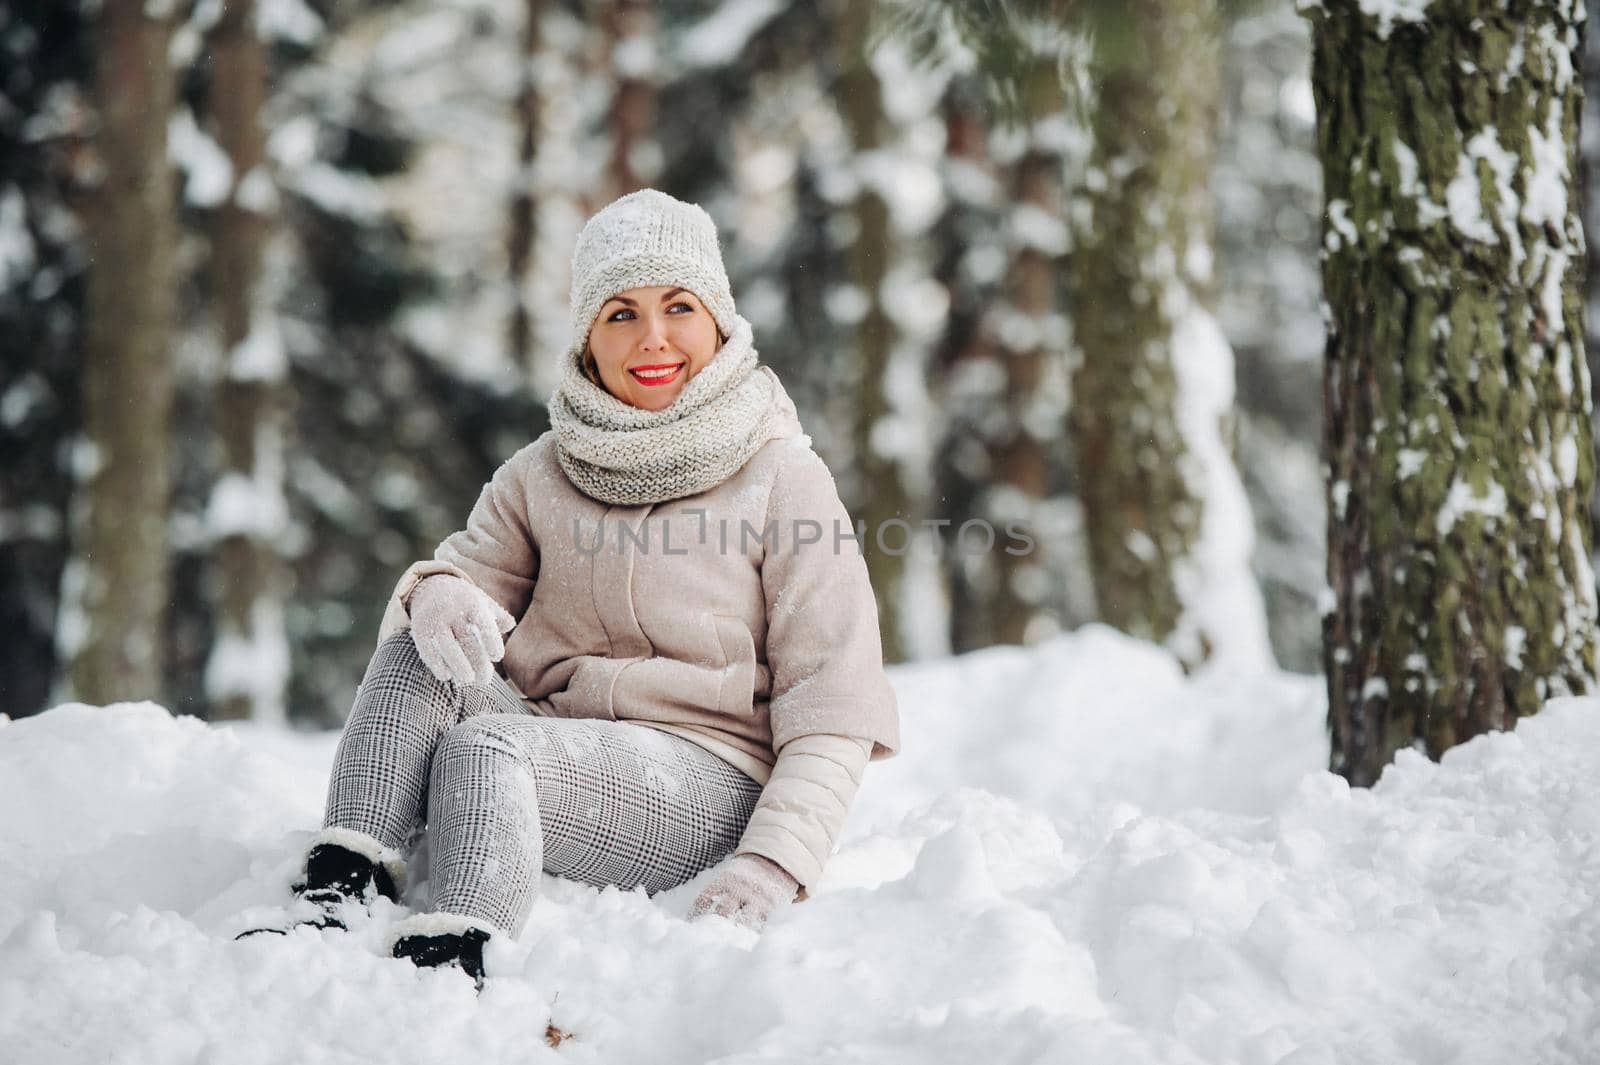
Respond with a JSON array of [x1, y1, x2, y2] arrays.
[[243, 189, 900, 984]]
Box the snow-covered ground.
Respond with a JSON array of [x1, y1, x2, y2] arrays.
[[3, 624, 1598, 1064]]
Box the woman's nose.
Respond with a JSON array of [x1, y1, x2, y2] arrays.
[[639, 316, 670, 353]]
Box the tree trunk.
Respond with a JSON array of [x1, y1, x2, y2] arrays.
[[62, 0, 178, 705], [932, 87, 1008, 653], [598, 0, 656, 198], [934, 84, 1072, 651], [1069, 0, 1270, 670], [509, 0, 545, 373], [982, 146, 1069, 645], [205, 0, 290, 723], [834, 0, 911, 663], [1308, 0, 1596, 785]]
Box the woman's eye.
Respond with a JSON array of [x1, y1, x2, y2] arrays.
[[668, 302, 693, 314], [606, 308, 635, 322]]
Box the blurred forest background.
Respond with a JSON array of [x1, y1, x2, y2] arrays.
[[0, 0, 1593, 727]]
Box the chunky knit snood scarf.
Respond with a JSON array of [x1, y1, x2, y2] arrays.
[[548, 314, 793, 505]]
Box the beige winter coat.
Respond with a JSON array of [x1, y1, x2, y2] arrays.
[[377, 399, 899, 889]]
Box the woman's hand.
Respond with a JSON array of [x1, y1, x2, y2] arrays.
[[407, 575, 516, 685], [688, 853, 799, 930]]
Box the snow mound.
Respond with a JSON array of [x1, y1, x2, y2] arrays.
[[2, 629, 1598, 1063]]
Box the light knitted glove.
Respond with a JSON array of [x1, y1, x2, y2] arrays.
[[687, 853, 799, 930], [406, 575, 516, 686]]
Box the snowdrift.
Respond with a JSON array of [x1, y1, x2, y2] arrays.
[[2, 625, 1597, 1064]]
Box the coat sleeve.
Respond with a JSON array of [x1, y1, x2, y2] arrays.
[[759, 443, 900, 759], [376, 449, 541, 643], [735, 732, 872, 892]]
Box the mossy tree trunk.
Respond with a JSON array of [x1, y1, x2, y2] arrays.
[[1069, 0, 1270, 670], [63, 0, 178, 705], [835, 0, 911, 663], [1306, 0, 1596, 785]]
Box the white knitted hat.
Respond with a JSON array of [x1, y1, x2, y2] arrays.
[[567, 189, 738, 366]]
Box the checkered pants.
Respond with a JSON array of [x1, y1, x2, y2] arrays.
[[323, 631, 762, 933]]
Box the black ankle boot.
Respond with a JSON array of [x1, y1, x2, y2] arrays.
[[275, 843, 401, 932], [235, 842, 400, 939], [299, 842, 400, 907], [393, 926, 490, 990]]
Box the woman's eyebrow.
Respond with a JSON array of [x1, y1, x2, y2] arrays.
[[604, 289, 687, 311]]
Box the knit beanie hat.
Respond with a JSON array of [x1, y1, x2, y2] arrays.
[[567, 189, 738, 367]]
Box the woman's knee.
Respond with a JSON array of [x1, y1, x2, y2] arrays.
[[341, 631, 457, 742], [363, 630, 444, 692], [375, 628, 425, 666], [433, 715, 534, 776]]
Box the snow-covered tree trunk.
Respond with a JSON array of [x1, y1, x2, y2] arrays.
[[935, 85, 1077, 650], [978, 119, 1074, 647], [834, 0, 912, 663], [61, 0, 179, 705], [204, 0, 290, 724], [1306, 0, 1597, 785], [932, 86, 1013, 654], [1068, 0, 1272, 672], [1579, 0, 1600, 565]]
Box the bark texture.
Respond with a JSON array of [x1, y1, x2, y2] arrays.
[[1069, 0, 1261, 668], [1308, 0, 1596, 785], [65, 0, 178, 705], [835, 0, 911, 662]]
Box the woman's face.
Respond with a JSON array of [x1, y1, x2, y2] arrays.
[[587, 285, 721, 411]]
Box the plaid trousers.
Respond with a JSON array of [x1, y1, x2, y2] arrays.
[[323, 631, 762, 933]]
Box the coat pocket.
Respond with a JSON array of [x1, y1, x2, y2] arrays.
[[713, 614, 757, 717], [546, 655, 628, 720]]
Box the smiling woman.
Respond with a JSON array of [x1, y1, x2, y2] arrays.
[[238, 188, 899, 989], [583, 285, 723, 411]]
